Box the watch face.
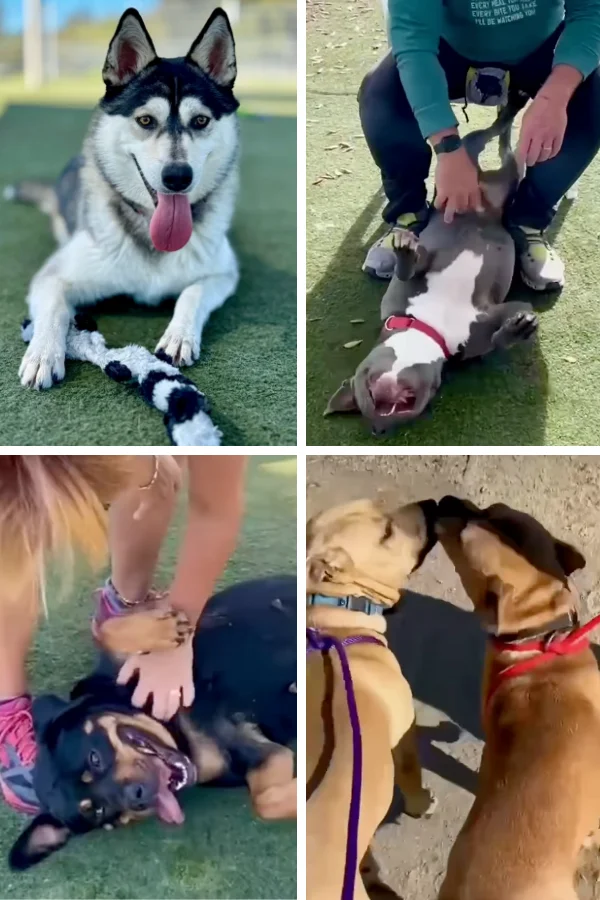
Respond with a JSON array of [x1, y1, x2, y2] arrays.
[[436, 135, 461, 154]]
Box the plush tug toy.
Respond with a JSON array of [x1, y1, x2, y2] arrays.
[[21, 317, 222, 446]]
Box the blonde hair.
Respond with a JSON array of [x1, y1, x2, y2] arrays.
[[0, 456, 135, 604]]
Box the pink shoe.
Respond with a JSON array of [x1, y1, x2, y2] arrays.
[[0, 696, 39, 814]]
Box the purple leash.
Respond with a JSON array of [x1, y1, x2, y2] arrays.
[[307, 627, 385, 900]]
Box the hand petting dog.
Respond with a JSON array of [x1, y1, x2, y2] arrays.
[[117, 638, 195, 721]]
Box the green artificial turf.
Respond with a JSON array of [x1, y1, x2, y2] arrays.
[[306, 0, 600, 447], [0, 456, 297, 900], [0, 106, 296, 446]]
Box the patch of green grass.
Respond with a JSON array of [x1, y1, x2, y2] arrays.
[[306, 0, 600, 446], [0, 457, 297, 900], [0, 106, 296, 446]]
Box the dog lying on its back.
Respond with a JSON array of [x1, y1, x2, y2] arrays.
[[326, 96, 539, 434], [7, 7, 240, 389], [8, 577, 297, 871]]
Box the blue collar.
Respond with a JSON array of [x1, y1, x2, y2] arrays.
[[307, 593, 386, 617]]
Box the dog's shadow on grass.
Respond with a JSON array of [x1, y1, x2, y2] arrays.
[[307, 191, 551, 446], [382, 589, 485, 817]]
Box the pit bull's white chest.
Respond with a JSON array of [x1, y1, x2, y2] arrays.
[[407, 250, 484, 355]]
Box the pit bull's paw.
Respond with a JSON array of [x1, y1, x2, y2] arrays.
[[19, 341, 65, 389], [493, 311, 538, 349], [391, 228, 428, 280], [155, 327, 200, 367], [403, 789, 437, 819], [392, 228, 420, 254]]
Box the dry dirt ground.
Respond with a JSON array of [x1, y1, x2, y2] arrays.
[[307, 455, 600, 899]]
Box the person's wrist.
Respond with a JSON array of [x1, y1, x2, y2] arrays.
[[428, 126, 459, 147], [538, 64, 582, 106]]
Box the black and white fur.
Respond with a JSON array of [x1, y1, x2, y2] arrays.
[[6, 7, 240, 389], [22, 317, 221, 446]]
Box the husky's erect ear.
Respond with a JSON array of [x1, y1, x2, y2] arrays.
[[102, 8, 157, 87], [9, 814, 71, 870], [186, 8, 237, 89]]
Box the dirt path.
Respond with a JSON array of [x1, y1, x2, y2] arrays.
[[307, 455, 600, 899]]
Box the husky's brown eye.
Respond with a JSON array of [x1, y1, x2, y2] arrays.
[[190, 114, 210, 130], [136, 115, 156, 129]]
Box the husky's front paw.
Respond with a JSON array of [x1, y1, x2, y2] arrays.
[[155, 327, 200, 367], [19, 342, 66, 389]]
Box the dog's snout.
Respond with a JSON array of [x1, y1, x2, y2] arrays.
[[161, 163, 193, 192], [123, 780, 153, 810]]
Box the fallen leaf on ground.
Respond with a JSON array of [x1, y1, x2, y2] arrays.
[[350, 318, 365, 324], [343, 340, 363, 349]]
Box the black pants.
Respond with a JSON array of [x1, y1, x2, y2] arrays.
[[358, 27, 600, 229]]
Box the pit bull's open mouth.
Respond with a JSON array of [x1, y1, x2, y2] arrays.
[[369, 386, 417, 417], [119, 725, 196, 824], [131, 155, 193, 253]]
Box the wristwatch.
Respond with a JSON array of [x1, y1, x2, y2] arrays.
[[433, 134, 462, 155]]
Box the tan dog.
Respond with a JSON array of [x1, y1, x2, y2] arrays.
[[307, 498, 438, 900], [435, 496, 600, 900]]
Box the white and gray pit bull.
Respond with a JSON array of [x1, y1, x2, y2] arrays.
[[326, 97, 538, 435]]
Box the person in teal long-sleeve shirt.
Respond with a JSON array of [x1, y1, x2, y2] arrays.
[[359, 0, 600, 291]]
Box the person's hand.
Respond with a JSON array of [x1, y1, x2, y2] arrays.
[[434, 146, 484, 224], [134, 455, 183, 521], [517, 93, 568, 167], [117, 638, 194, 720]]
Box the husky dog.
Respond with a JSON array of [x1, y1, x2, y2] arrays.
[[7, 7, 240, 389]]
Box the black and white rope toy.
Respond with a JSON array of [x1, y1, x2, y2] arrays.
[[21, 317, 222, 446]]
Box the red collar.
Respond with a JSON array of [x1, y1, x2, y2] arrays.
[[486, 612, 600, 707], [383, 316, 451, 360]]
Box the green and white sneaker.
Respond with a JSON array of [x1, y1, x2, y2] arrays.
[[363, 211, 427, 280], [517, 226, 565, 292]]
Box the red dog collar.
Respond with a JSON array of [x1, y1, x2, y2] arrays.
[[486, 612, 600, 706], [383, 316, 451, 360]]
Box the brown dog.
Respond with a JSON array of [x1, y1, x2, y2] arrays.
[[435, 496, 600, 900], [306, 498, 438, 899]]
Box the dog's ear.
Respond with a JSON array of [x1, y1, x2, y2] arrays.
[[412, 499, 438, 570], [307, 548, 353, 586], [324, 381, 358, 416], [186, 8, 237, 89], [554, 539, 586, 576], [9, 813, 71, 870], [103, 8, 157, 87]]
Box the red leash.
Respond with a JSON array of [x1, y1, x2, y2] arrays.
[[487, 612, 600, 706], [383, 316, 451, 360]]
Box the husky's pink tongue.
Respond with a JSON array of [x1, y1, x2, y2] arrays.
[[156, 767, 184, 825], [149, 193, 193, 253]]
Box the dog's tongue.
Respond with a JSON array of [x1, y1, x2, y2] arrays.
[[156, 767, 184, 825], [149, 193, 193, 253]]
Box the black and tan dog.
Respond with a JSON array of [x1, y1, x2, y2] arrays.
[[9, 576, 297, 870], [307, 499, 438, 899], [435, 497, 600, 900]]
